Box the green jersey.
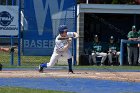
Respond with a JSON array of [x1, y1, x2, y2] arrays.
[[127, 31, 139, 47], [92, 42, 106, 52], [108, 43, 120, 53]]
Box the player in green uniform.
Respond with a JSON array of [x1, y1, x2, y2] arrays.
[[91, 35, 107, 65], [108, 36, 120, 66], [127, 25, 139, 66]]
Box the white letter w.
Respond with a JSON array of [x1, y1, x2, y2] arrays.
[[33, 0, 64, 36]]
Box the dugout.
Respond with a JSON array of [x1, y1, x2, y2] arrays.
[[77, 4, 140, 65]]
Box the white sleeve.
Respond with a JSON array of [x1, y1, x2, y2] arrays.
[[55, 40, 65, 51], [67, 32, 74, 38]]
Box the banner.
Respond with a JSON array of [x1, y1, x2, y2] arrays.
[[23, 0, 76, 56], [0, 5, 18, 36]]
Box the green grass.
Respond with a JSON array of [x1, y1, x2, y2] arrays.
[[75, 65, 140, 70], [0, 87, 74, 93], [0, 51, 140, 70], [0, 51, 51, 67], [2, 65, 140, 71]]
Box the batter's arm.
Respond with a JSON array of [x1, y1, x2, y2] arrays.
[[62, 38, 72, 51], [58, 32, 79, 40]]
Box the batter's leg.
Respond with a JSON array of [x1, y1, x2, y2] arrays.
[[68, 58, 73, 73], [39, 53, 61, 72], [64, 50, 73, 73]]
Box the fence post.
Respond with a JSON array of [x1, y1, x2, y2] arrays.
[[120, 39, 124, 66], [73, 0, 77, 65], [10, 36, 14, 65], [18, 0, 21, 66]]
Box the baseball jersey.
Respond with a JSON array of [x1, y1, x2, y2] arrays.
[[92, 42, 103, 52], [54, 32, 74, 52], [127, 31, 139, 47], [108, 43, 120, 53]]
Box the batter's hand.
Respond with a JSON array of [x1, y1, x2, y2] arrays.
[[73, 32, 79, 39], [68, 38, 72, 43]]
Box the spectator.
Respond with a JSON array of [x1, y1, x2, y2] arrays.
[[127, 25, 139, 66], [108, 36, 120, 66], [91, 35, 107, 66]]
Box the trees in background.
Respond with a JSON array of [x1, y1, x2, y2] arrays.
[[77, 0, 139, 4], [0, 0, 13, 5], [1, 0, 139, 5]]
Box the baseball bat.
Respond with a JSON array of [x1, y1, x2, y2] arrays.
[[58, 36, 80, 40], [58, 37, 69, 40]]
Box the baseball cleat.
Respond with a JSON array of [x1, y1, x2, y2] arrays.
[[38, 64, 44, 73], [68, 70, 74, 74]]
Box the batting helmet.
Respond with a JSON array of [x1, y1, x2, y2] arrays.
[[58, 25, 68, 34]]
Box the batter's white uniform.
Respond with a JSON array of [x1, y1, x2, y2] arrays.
[[47, 32, 74, 67]]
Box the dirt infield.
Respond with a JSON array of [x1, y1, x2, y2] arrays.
[[0, 70, 140, 82]]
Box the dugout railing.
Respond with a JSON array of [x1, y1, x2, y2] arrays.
[[120, 39, 140, 65]]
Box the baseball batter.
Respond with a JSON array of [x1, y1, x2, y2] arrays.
[[39, 25, 78, 73]]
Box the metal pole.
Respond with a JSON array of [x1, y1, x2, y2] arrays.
[[73, 0, 77, 65], [10, 0, 15, 66], [10, 36, 14, 65], [18, 0, 21, 66], [86, 0, 89, 4], [12, 0, 14, 5], [120, 39, 124, 66], [6, 0, 8, 5]]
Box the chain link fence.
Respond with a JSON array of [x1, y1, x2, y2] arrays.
[[0, 38, 59, 67]]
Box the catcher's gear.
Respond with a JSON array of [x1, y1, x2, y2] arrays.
[[0, 63, 2, 71]]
